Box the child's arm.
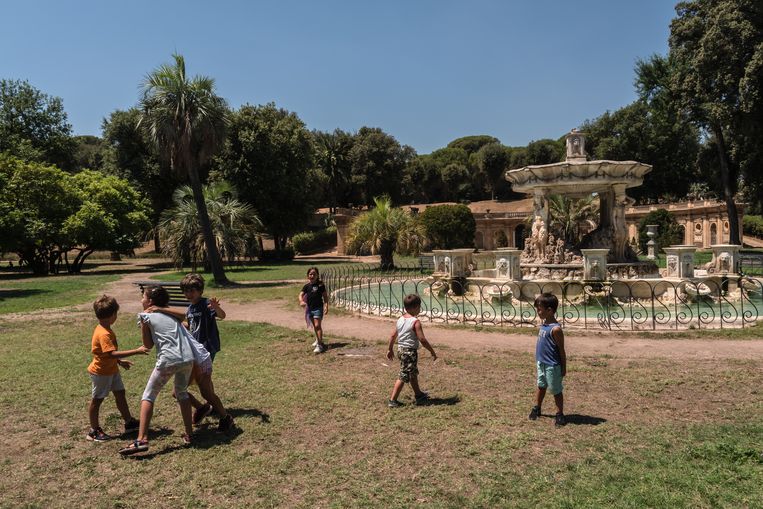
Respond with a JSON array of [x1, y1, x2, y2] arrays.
[[414, 320, 437, 361], [387, 327, 398, 360], [147, 305, 187, 322], [322, 290, 329, 315], [107, 345, 149, 359], [208, 297, 226, 320], [298, 291, 307, 307], [140, 322, 155, 350], [552, 326, 566, 377]]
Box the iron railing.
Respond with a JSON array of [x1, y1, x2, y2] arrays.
[[322, 263, 763, 330]]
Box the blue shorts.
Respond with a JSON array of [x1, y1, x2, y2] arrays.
[[536, 361, 563, 395], [308, 308, 324, 320]]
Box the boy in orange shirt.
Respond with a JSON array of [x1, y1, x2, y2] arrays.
[[87, 295, 149, 441]]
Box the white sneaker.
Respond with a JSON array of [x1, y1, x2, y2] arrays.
[[313, 344, 323, 354], [311, 340, 318, 348]]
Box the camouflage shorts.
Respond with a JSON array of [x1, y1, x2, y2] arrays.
[[398, 347, 419, 383]]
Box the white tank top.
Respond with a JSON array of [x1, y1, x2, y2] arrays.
[[396, 316, 419, 349]]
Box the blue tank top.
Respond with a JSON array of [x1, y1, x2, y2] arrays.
[[536, 322, 561, 365]]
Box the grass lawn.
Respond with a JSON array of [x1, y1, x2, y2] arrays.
[[1, 313, 761, 507], [0, 273, 123, 315], [151, 259, 362, 284]]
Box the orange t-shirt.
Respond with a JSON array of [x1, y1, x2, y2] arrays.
[[87, 324, 119, 375]]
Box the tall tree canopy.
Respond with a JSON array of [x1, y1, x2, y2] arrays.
[[349, 127, 416, 206], [0, 79, 75, 170], [219, 103, 316, 249], [668, 0, 763, 243], [312, 128, 354, 213], [140, 53, 230, 284]]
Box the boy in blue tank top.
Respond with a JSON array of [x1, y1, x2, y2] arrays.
[[529, 293, 567, 427]]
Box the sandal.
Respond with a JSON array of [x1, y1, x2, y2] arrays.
[[119, 439, 149, 455], [181, 433, 193, 446]]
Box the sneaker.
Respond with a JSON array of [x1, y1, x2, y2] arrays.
[[86, 427, 112, 442], [414, 392, 430, 405], [124, 418, 140, 432], [388, 399, 403, 408], [193, 403, 213, 426], [218, 414, 235, 432], [528, 406, 541, 420], [313, 343, 327, 354], [554, 413, 567, 427], [311, 340, 318, 348], [181, 433, 193, 446]]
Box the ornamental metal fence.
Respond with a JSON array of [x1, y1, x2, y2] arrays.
[[322, 263, 763, 331]]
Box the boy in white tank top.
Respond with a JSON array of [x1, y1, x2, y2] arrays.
[[387, 294, 438, 407]]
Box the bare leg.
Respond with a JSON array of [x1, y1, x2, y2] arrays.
[[410, 374, 424, 397], [535, 387, 547, 409], [178, 398, 193, 437], [390, 379, 405, 401], [553, 392, 564, 414], [312, 317, 324, 345], [113, 390, 133, 422], [138, 400, 153, 442], [186, 391, 204, 410], [88, 398, 104, 430], [197, 374, 228, 419]]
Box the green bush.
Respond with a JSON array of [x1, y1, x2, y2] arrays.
[[638, 209, 685, 254], [419, 204, 476, 249], [291, 226, 337, 255], [259, 247, 295, 261], [743, 215, 763, 237]]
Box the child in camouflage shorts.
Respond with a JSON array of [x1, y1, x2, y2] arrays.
[[386, 294, 437, 407]]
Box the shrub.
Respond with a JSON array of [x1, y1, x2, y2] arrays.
[[419, 204, 476, 249], [291, 226, 337, 255], [743, 215, 763, 237], [259, 247, 295, 261], [638, 209, 684, 254]]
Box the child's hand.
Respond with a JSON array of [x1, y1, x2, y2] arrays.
[[300, 300, 306, 307], [137, 345, 150, 355], [431, 353, 438, 363], [208, 297, 222, 312], [118, 360, 133, 370], [386, 349, 394, 361], [145, 305, 158, 313], [323, 307, 329, 316]]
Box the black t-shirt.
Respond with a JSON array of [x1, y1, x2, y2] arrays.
[[302, 282, 326, 310]]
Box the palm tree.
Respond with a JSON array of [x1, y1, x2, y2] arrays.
[[140, 54, 230, 284], [158, 182, 261, 271], [345, 196, 425, 269], [548, 194, 599, 245]]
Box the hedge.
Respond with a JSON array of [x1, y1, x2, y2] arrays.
[[743, 215, 763, 237], [291, 226, 337, 255]]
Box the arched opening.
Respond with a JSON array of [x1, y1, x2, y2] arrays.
[[494, 230, 508, 248], [475, 231, 484, 250], [514, 224, 526, 250], [710, 223, 718, 245]]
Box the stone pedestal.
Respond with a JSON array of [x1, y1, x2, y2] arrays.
[[708, 244, 741, 275], [432, 249, 474, 278], [494, 248, 522, 280], [646, 224, 658, 260], [581, 249, 609, 281], [664, 245, 696, 278]]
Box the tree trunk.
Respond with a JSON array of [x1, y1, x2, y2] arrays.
[[379, 241, 395, 270], [187, 166, 229, 285], [713, 125, 741, 245], [153, 226, 161, 253]]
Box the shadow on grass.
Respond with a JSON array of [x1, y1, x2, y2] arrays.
[[0, 288, 48, 301], [325, 341, 350, 351], [127, 426, 245, 460], [118, 426, 175, 440], [227, 407, 271, 424], [418, 395, 460, 406], [564, 414, 607, 425]]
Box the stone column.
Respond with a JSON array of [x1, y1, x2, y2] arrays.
[[494, 248, 522, 281], [612, 184, 629, 262]]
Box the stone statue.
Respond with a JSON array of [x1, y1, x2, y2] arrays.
[[554, 238, 565, 264]]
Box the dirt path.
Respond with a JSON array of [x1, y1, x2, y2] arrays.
[[7, 268, 762, 361]]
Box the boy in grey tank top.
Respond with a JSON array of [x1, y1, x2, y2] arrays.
[[386, 294, 438, 407]]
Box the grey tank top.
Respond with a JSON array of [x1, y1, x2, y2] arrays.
[[396, 316, 419, 349]]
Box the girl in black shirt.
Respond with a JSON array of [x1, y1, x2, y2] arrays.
[[299, 267, 329, 353]]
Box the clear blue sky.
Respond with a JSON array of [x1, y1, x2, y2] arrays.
[[1, 0, 677, 154]]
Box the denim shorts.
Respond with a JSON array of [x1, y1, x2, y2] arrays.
[[536, 361, 563, 395], [308, 308, 324, 320]]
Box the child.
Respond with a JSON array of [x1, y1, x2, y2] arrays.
[[528, 293, 567, 427], [150, 273, 234, 431], [299, 267, 329, 354], [387, 294, 437, 407], [119, 286, 196, 455], [87, 295, 148, 441]]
